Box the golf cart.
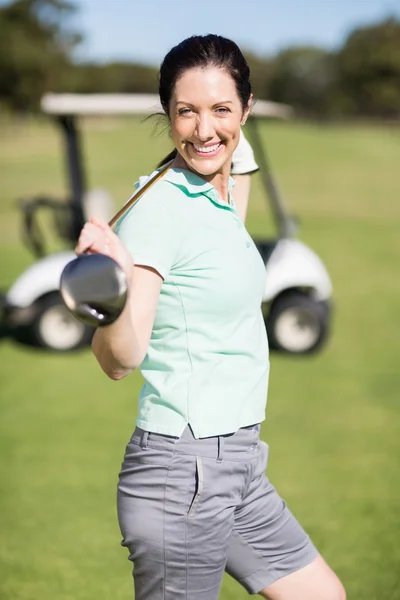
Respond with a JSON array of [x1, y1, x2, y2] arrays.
[[1, 93, 332, 353]]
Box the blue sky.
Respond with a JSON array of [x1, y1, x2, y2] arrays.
[[69, 0, 400, 65], [1, 0, 398, 63]]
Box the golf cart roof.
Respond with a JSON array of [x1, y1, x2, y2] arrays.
[[41, 93, 293, 119]]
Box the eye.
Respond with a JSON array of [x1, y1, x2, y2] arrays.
[[215, 106, 230, 115], [178, 108, 193, 116]]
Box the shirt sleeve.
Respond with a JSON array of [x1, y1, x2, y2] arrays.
[[115, 185, 180, 280], [231, 129, 259, 175]]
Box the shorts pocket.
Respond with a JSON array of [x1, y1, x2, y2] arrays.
[[253, 441, 269, 479], [119, 437, 175, 474], [187, 456, 203, 517]]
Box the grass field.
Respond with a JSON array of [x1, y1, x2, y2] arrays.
[[0, 116, 399, 600]]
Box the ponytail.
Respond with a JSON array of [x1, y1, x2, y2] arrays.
[[157, 148, 177, 168]]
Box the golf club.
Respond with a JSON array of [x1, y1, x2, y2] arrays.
[[59, 160, 173, 327]]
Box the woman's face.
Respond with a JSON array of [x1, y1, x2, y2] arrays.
[[169, 66, 250, 178]]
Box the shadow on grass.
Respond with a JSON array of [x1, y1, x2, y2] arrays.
[[0, 322, 90, 353], [0, 322, 13, 341], [0, 322, 39, 348]]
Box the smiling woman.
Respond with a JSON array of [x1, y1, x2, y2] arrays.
[[170, 66, 249, 200], [73, 34, 346, 600], [158, 35, 252, 203]]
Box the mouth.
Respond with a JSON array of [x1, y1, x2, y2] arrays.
[[189, 142, 223, 158]]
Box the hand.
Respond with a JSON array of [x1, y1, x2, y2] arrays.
[[75, 216, 134, 284]]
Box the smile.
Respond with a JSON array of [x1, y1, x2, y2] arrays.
[[190, 142, 223, 156]]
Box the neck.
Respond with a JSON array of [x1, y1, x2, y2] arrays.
[[172, 154, 232, 203], [206, 168, 231, 203]]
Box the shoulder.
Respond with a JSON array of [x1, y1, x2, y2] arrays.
[[114, 170, 187, 274], [116, 173, 186, 231], [134, 171, 187, 208]]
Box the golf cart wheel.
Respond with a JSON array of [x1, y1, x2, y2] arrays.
[[29, 293, 93, 352], [266, 291, 330, 355]]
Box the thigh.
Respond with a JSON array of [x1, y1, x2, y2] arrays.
[[259, 554, 346, 600], [117, 432, 176, 599], [225, 441, 318, 594], [117, 430, 236, 600]]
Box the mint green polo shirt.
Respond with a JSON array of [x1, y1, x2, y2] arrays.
[[115, 167, 269, 438]]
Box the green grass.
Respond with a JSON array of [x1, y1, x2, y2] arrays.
[[0, 117, 399, 599]]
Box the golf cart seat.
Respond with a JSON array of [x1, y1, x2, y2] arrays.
[[19, 194, 76, 257]]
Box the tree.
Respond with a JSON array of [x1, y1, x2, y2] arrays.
[[267, 46, 337, 117], [336, 17, 400, 117], [1, 3, 399, 119], [243, 52, 273, 104], [0, 0, 81, 111], [63, 62, 159, 95]]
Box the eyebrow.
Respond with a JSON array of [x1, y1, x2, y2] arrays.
[[175, 101, 234, 107]]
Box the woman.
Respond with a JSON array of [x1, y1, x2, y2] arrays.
[[75, 35, 345, 600]]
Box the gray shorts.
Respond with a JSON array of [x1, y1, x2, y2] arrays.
[[117, 425, 318, 599]]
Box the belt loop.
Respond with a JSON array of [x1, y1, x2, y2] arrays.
[[140, 430, 149, 450], [217, 435, 224, 463]]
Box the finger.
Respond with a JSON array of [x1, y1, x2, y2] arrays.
[[82, 222, 106, 236], [75, 232, 101, 255], [77, 223, 105, 251], [75, 238, 109, 255], [75, 222, 118, 256], [89, 216, 111, 231], [75, 231, 92, 253]]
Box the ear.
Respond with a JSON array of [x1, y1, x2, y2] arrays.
[[241, 94, 253, 126]]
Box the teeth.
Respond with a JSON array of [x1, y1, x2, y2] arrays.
[[193, 143, 220, 153]]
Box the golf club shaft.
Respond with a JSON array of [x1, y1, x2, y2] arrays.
[[108, 160, 173, 228]]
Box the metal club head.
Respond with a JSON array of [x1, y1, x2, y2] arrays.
[[60, 253, 128, 327]]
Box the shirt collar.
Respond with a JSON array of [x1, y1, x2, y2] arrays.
[[163, 167, 236, 209]]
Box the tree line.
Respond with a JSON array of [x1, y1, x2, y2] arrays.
[[1, 0, 400, 119]]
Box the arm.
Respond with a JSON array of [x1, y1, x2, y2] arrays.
[[91, 265, 163, 380], [75, 217, 163, 380], [231, 174, 251, 222], [231, 130, 259, 223]]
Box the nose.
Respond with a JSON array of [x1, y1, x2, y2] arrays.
[[195, 113, 214, 141]]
